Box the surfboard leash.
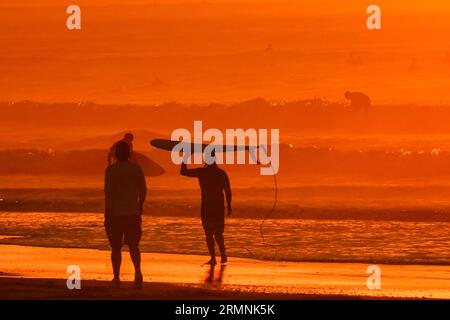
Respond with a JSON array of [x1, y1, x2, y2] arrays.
[[227, 144, 279, 261], [258, 169, 279, 261]]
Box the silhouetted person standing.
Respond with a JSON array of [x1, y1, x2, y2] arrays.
[[180, 157, 232, 266], [105, 141, 147, 288], [108, 132, 134, 166], [344, 91, 371, 113]]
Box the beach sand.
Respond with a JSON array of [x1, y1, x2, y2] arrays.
[[0, 244, 449, 299]]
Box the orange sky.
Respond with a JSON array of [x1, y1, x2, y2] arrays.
[[1, 0, 450, 104], [2, 0, 450, 13]]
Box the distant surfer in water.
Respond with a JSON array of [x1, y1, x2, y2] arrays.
[[108, 132, 134, 165], [344, 91, 371, 113], [180, 152, 232, 266]]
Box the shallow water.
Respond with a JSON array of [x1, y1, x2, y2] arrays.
[[1, 212, 450, 265]]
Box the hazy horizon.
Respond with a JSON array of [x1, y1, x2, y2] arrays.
[[2, 1, 450, 104]]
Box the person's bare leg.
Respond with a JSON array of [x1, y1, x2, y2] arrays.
[[111, 247, 122, 286], [215, 233, 227, 264], [205, 232, 217, 265], [129, 245, 142, 274], [129, 245, 143, 288]]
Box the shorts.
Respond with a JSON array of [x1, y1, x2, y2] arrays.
[[105, 215, 142, 248], [201, 202, 225, 235]]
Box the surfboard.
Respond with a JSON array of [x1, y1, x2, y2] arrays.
[[132, 151, 165, 177], [150, 139, 257, 153]]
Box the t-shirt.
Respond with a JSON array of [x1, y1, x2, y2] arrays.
[[104, 161, 147, 216], [180, 163, 231, 206]]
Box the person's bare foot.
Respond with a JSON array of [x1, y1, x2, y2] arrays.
[[111, 278, 121, 288], [205, 258, 217, 266], [134, 272, 143, 289], [221, 256, 228, 265]]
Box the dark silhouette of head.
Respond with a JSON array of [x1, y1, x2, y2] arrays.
[[344, 91, 352, 100], [115, 141, 130, 161], [205, 149, 217, 166], [124, 132, 134, 143]]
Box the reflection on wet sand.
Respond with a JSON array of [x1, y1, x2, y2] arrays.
[[204, 265, 226, 288]]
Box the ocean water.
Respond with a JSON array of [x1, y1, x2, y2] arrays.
[[1, 212, 450, 265]]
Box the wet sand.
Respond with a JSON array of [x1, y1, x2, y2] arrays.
[[0, 277, 354, 300], [1, 245, 450, 299]]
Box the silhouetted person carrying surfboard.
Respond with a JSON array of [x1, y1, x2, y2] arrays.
[[108, 132, 134, 165], [344, 91, 371, 113], [104, 141, 147, 288], [180, 154, 232, 266]]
